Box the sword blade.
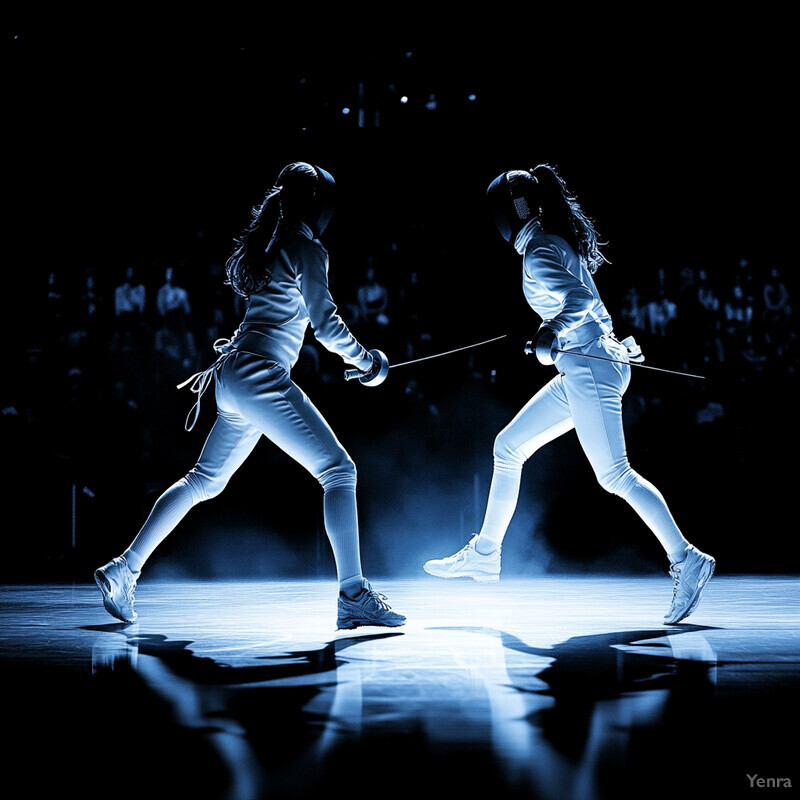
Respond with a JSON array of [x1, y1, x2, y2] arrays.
[[554, 349, 705, 379], [391, 335, 508, 369]]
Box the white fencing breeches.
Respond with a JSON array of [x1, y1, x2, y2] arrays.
[[478, 336, 689, 559], [126, 351, 363, 583]]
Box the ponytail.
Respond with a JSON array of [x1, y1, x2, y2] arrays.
[[532, 164, 608, 274], [225, 186, 282, 298]]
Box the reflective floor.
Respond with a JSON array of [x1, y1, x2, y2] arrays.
[[2, 575, 798, 799]]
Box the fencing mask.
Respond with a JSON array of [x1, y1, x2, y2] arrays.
[[486, 169, 539, 242], [276, 162, 336, 236]]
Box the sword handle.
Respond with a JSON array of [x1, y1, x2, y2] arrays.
[[525, 326, 557, 365], [344, 349, 390, 386]]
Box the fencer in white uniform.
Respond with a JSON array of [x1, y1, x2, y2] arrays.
[[424, 164, 714, 624], [95, 162, 404, 630]]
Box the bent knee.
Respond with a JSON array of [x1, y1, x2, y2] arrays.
[[183, 470, 228, 503], [318, 453, 357, 492], [493, 431, 527, 470], [596, 462, 639, 497]]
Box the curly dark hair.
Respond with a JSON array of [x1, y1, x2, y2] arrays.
[[513, 164, 609, 274]]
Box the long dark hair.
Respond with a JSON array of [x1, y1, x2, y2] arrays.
[[225, 162, 320, 299], [224, 187, 282, 299], [527, 164, 609, 274]]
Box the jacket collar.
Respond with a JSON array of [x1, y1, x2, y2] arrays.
[[514, 218, 542, 255]]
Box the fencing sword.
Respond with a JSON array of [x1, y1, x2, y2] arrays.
[[524, 340, 706, 380], [344, 334, 508, 386]]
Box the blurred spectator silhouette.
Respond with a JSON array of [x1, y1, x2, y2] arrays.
[[356, 257, 390, 345], [644, 269, 678, 339], [696, 268, 721, 315], [43, 270, 68, 355], [761, 266, 792, 345], [619, 285, 646, 335], [723, 281, 754, 343], [395, 269, 433, 363], [153, 265, 198, 376], [68, 268, 107, 369], [111, 265, 147, 354], [738, 331, 769, 375]]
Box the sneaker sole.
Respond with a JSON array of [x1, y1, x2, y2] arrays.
[[337, 618, 406, 630], [664, 558, 716, 624], [423, 565, 500, 584], [94, 570, 136, 624]]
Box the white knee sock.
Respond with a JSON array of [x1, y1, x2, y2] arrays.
[[323, 487, 363, 594], [124, 478, 196, 573], [477, 465, 523, 554], [621, 475, 689, 559]]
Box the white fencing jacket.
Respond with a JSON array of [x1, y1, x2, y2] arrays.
[[515, 219, 613, 343], [235, 221, 373, 372]]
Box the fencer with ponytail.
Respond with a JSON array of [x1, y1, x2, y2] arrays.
[[424, 162, 715, 625], [488, 164, 608, 274], [225, 185, 282, 299], [225, 162, 336, 299], [530, 164, 608, 274], [94, 157, 406, 630]]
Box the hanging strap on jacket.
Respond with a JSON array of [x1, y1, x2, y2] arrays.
[[176, 337, 235, 431]]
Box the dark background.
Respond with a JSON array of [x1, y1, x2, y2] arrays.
[[2, 17, 796, 581]]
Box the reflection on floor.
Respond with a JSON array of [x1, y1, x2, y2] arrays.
[[2, 575, 798, 799]]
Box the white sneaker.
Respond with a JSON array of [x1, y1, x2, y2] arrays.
[[664, 545, 715, 624], [94, 556, 138, 623], [423, 535, 501, 583], [337, 579, 406, 630]]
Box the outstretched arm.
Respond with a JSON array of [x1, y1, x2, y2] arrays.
[[299, 246, 373, 371]]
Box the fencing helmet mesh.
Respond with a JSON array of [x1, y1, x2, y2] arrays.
[[276, 162, 336, 236], [486, 169, 539, 242]]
